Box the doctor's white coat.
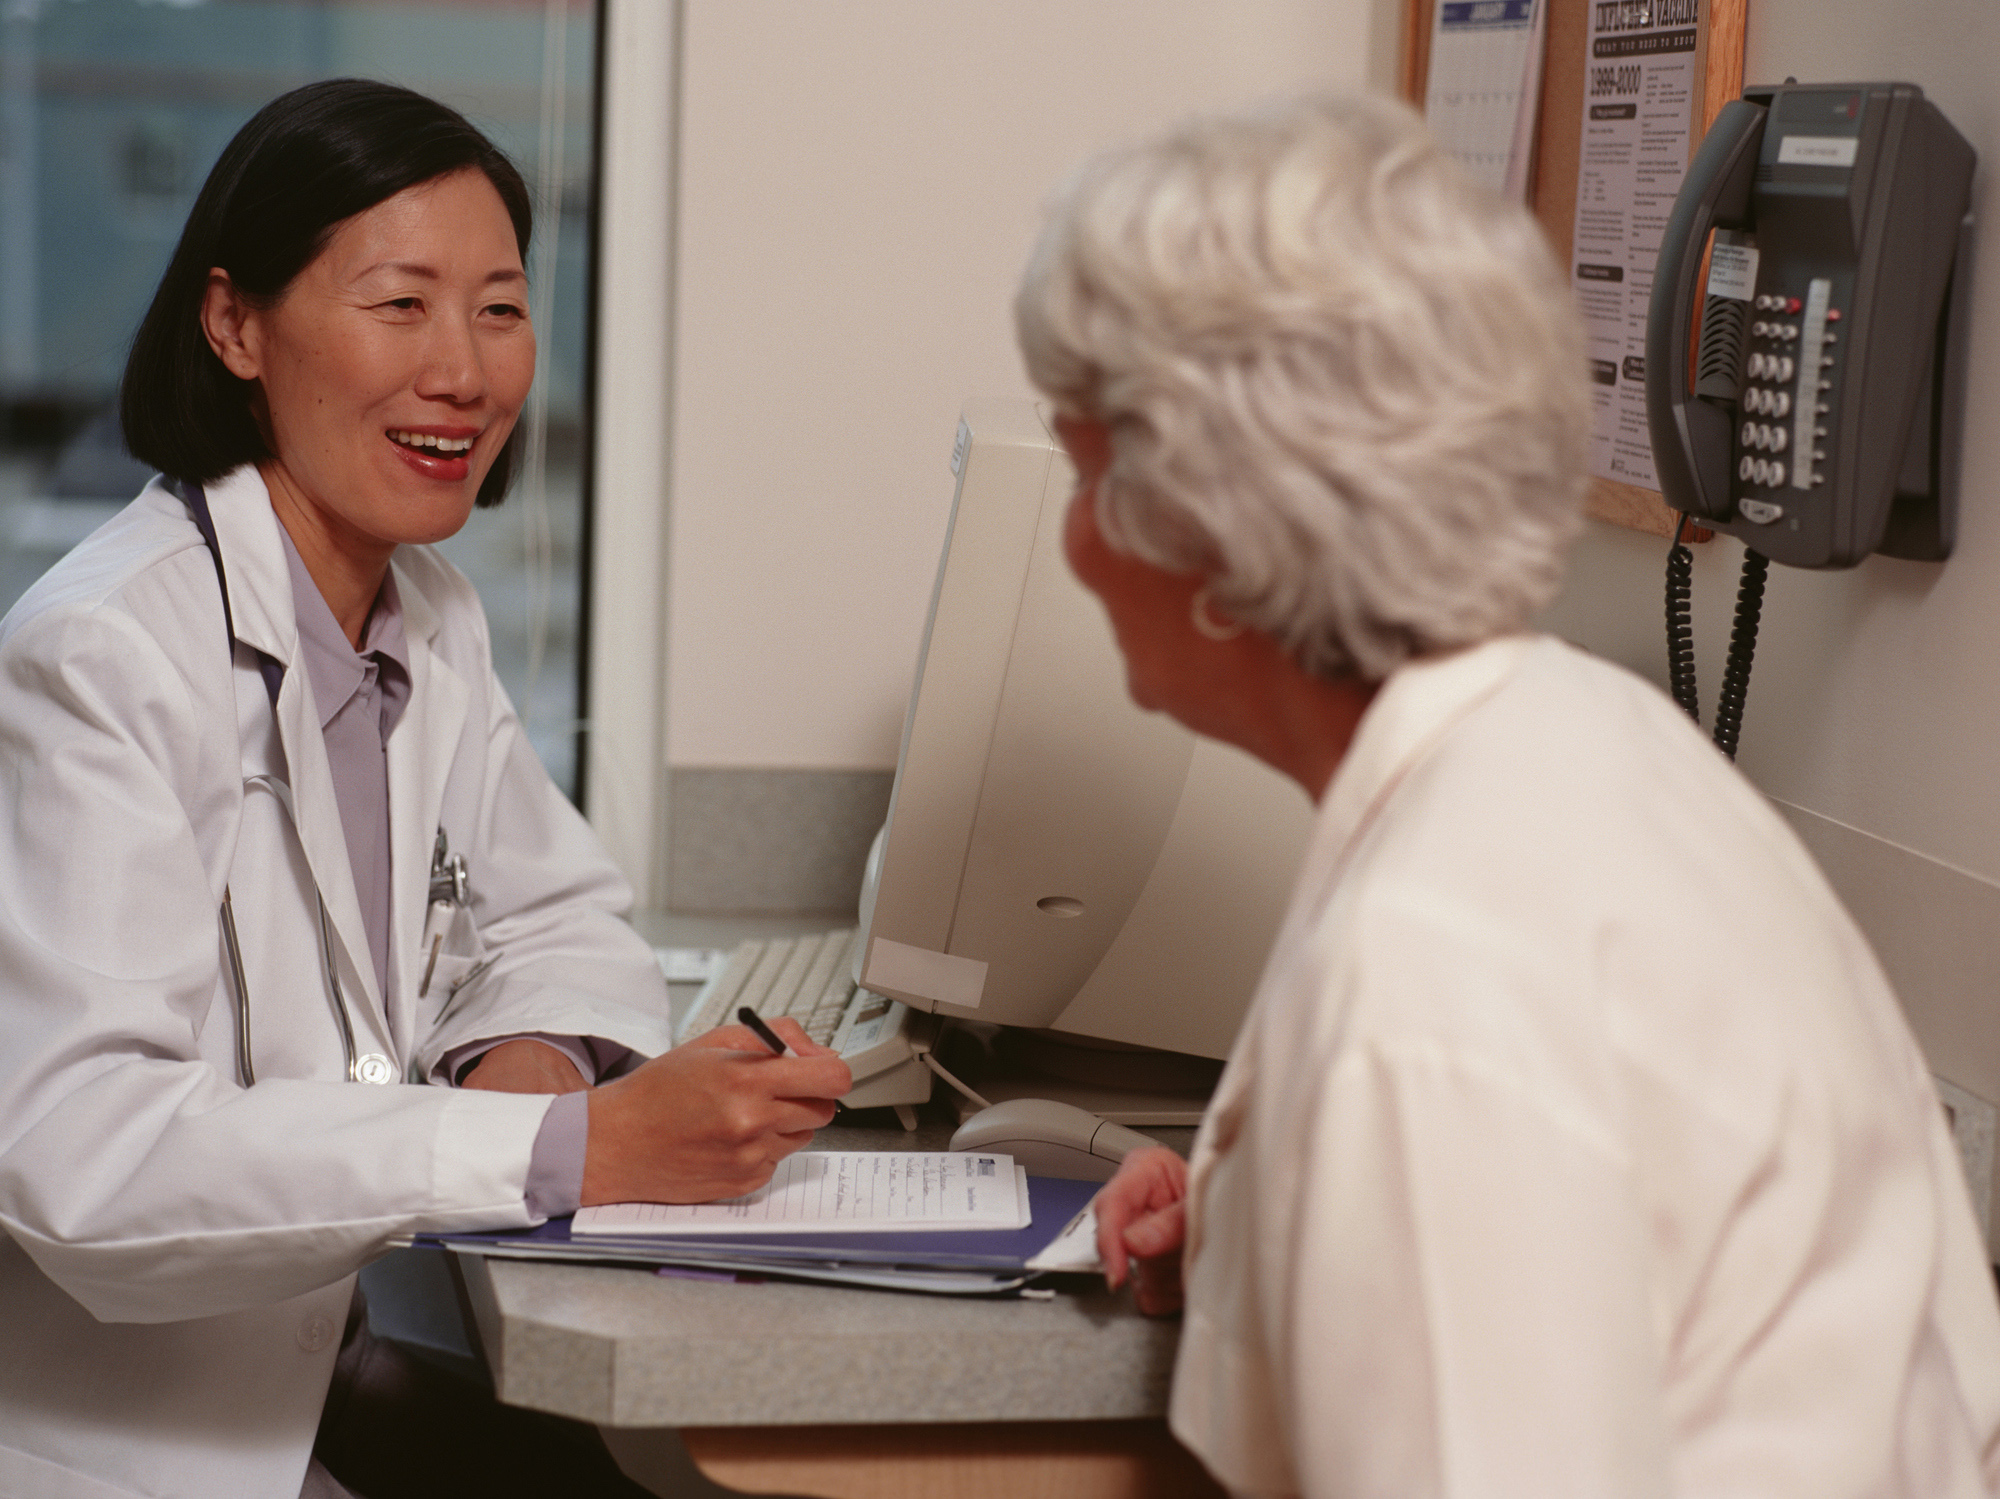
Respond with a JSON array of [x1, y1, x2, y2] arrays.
[[0, 468, 674, 1499]]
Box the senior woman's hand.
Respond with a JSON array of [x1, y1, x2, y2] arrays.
[[1095, 1145, 1190, 1316]]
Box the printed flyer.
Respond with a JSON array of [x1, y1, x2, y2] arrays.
[[1569, 0, 1702, 488]]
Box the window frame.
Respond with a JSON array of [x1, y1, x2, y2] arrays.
[[580, 0, 678, 909]]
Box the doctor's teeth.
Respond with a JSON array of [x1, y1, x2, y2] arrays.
[[390, 430, 474, 453]]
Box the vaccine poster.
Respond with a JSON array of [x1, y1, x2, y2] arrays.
[[1569, 0, 1702, 488]]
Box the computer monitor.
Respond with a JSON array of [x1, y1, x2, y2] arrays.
[[852, 399, 1313, 1081]]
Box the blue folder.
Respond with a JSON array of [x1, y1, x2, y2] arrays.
[[412, 1172, 1102, 1275]]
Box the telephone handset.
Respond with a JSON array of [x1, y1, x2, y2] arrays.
[[1646, 82, 1975, 568]]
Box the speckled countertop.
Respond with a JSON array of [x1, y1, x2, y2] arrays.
[[460, 1112, 1194, 1429]]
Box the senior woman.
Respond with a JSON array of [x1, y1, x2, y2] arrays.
[[1021, 95, 2000, 1498], [0, 81, 847, 1499]]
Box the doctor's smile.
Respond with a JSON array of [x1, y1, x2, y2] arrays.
[[385, 427, 483, 482]]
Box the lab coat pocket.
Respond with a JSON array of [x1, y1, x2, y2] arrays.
[[416, 900, 489, 1019]]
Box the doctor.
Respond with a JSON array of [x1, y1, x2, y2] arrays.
[[0, 80, 849, 1499]]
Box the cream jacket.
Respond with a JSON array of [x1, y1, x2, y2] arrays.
[[1173, 635, 2000, 1498], [0, 469, 674, 1499]]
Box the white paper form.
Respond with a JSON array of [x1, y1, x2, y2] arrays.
[[1024, 1201, 1103, 1274], [574, 1152, 1030, 1236], [1424, 0, 1548, 201], [1570, 0, 1704, 488]]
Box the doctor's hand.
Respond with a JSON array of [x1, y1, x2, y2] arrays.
[[580, 1020, 851, 1205], [1095, 1146, 1189, 1317]]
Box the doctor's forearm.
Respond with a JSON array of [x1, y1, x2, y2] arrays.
[[456, 1037, 590, 1094]]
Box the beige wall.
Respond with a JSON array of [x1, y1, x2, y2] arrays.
[[1539, 2, 2000, 1153], [662, 0, 1382, 771]]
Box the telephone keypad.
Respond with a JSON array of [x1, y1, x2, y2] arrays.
[[1733, 275, 1838, 520]]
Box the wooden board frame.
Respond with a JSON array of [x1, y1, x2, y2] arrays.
[[1403, 0, 1748, 539]]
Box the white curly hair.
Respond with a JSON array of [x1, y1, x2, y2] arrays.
[[1015, 92, 1592, 682]]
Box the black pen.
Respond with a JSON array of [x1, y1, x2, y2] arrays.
[[737, 1006, 797, 1057]]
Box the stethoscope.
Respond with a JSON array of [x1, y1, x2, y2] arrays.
[[221, 775, 399, 1088], [180, 478, 405, 1090]]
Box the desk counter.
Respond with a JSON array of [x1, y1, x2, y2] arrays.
[[454, 920, 1221, 1494], [461, 1255, 1180, 1430], [457, 1115, 1193, 1430]]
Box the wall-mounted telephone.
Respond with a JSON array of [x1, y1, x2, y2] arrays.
[[1648, 82, 1975, 568], [1643, 82, 1975, 757]]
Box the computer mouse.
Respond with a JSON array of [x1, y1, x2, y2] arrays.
[[948, 1098, 1157, 1182]]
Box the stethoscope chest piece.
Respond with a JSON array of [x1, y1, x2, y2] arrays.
[[354, 1053, 396, 1086]]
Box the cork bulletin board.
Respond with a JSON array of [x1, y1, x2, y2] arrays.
[[1403, 0, 1749, 538]]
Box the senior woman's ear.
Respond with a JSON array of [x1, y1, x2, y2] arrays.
[[198, 269, 264, 383]]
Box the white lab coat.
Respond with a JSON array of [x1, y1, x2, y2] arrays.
[[1171, 635, 2000, 1499], [0, 467, 675, 1499]]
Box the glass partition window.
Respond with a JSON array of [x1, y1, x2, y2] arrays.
[[0, 0, 596, 794]]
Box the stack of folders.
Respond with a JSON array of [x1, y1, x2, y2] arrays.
[[414, 1152, 1104, 1296]]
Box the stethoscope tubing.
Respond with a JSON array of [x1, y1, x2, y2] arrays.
[[186, 479, 389, 1090], [220, 878, 366, 1087], [228, 777, 392, 1087], [318, 891, 361, 1083], [220, 889, 255, 1088]]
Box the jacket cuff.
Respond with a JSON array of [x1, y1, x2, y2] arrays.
[[524, 1090, 588, 1220]]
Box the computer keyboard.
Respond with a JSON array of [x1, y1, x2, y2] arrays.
[[678, 928, 860, 1047], [675, 929, 936, 1121]]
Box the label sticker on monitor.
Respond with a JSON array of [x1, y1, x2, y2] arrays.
[[863, 937, 988, 1010]]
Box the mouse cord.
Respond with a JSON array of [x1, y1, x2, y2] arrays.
[[921, 1051, 994, 1111]]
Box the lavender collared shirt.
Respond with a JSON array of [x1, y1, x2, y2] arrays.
[[280, 531, 586, 1218]]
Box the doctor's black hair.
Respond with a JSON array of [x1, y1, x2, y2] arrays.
[[120, 78, 533, 508]]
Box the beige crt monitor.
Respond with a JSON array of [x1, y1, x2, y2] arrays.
[[853, 399, 1313, 1071]]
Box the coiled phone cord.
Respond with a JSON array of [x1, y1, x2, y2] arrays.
[[1711, 547, 1769, 761], [1663, 512, 1770, 762], [1665, 514, 1700, 722]]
